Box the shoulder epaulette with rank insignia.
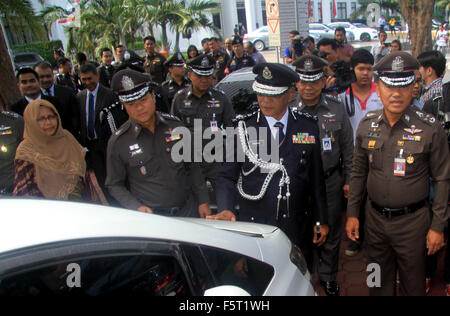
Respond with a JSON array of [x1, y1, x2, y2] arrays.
[[324, 94, 341, 104], [114, 121, 131, 137], [291, 108, 318, 121], [0, 110, 20, 120], [232, 111, 258, 124], [414, 110, 436, 125], [212, 87, 225, 95], [160, 112, 181, 122], [363, 111, 380, 121]]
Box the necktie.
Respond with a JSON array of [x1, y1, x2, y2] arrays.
[[274, 122, 285, 144], [88, 92, 96, 140]]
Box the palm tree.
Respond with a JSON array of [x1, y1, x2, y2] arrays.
[[0, 0, 41, 108], [172, 0, 221, 52]]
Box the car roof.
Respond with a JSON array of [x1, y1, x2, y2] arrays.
[[0, 199, 282, 258]]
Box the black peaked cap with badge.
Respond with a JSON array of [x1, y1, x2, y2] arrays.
[[164, 52, 186, 68], [374, 51, 420, 87], [232, 36, 244, 45], [186, 54, 216, 76], [111, 69, 157, 103], [293, 55, 328, 82], [252, 63, 300, 96]]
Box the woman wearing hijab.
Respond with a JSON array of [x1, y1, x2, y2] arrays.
[[13, 99, 106, 203]]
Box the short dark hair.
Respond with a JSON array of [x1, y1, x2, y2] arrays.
[[58, 58, 71, 68], [34, 61, 53, 71], [209, 37, 219, 42], [80, 63, 98, 75], [417, 50, 447, 78], [379, 30, 387, 36], [391, 39, 402, 50], [317, 38, 337, 51], [201, 38, 210, 45], [290, 30, 300, 36], [143, 36, 156, 44], [16, 67, 39, 81], [115, 44, 124, 50], [304, 36, 315, 45], [350, 49, 375, 68], [100, 47, 112, 58], [335, 27, 346, 34], [76, 52, 87, 63]]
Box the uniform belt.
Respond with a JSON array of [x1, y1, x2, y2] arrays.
[[152, 207, 182, 216], [324, 164, 341, 179], [370, 199, 427, 218]]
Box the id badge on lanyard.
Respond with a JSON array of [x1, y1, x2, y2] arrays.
[[394, 149, 406, 177]]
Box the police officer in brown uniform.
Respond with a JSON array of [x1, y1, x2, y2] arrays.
[[346, 52, 450, 296], [143, 36, 167, 84], [208, 37, 230, 83], [294, 55, 354, 296], [161, 53, 190, 108], [0, 111, 24, 196], [171, 54, 235, 189], [105, 69, 211, 217]]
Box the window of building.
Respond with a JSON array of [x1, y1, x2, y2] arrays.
[[351, 2, 357, 14], [337, 2, 347, 20], [212, 13, 221, 29]]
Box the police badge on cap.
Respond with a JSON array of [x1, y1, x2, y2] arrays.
[[186, 54, 215, 76], [252, 63, 299, 96], [374, 51, 420, 87], [164, 52, 186, 68], [292, 55, 328, 82], [111, 69, 154, 103]]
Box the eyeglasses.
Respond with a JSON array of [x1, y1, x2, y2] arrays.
[[37, 114, 57, 124]]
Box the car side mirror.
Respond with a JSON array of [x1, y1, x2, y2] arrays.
[[204, 286, 251, 296]]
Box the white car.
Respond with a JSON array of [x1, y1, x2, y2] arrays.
[[0, 199, 316, 296], [309, 23, 355, 42], [328, 22, 379, 42], [243, 26, 269, 51]]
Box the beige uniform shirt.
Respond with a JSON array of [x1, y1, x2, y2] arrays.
[[347, 107, 450, 232]]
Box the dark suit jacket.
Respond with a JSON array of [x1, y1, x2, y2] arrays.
[[8, 95, 76, 136], [44, 85, 82, 141], [76, 84, 117, 187]]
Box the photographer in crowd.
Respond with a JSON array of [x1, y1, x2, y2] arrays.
[[318, 38, 355, 96], [285, 30, 301, 64]]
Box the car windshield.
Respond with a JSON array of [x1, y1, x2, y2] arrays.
[[14, 55, 39, 63]]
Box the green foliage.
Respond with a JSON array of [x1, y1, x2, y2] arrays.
[[127, 41, 145, 51], [12, 40, 63, 65], [352, 0, 401, 20]]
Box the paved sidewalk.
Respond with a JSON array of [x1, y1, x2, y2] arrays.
[[311, 211, 448, 296]]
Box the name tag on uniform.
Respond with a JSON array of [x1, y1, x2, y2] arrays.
[[322, 137, 332, 152], [184, 100, 192, 108], [394, 158, 406, 177]]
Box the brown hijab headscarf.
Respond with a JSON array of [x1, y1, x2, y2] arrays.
[[15, 99, 87, 200]]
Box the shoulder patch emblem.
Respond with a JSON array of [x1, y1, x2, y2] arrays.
[[415, 110, 435, 125], [232, 111, 258, 124], [0, 111, 20, 119], [160, 112, 181, 122], [291, 108, 318, 121]]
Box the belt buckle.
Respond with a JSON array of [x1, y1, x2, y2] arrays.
[[383, 208, 393, 219]]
